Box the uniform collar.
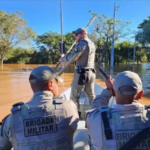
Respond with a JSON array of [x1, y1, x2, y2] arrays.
[[79, 37, 88, 41], [33, 91, 53, 97], [27, 91, 53, 106], [113, 101, 144, 112]]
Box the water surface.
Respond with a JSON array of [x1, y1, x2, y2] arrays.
[[0, 64, 150, 121]]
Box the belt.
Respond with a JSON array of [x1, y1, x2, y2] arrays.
[[84, 68, 93, 71], [75, 67, 94, 70]]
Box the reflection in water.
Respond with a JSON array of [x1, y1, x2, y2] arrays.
[[0, 64, 150, 121]]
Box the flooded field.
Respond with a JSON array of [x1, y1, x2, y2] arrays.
[[0, 64, 150, 121]]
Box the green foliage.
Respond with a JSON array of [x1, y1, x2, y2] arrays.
[[35, 32, 75, 64], [4, 32, 74, 64], [114, 41, 148, 64], [88, 11, 131, 65], [136, 48, 147, 63], [0, 11, 36, 65], [137, 18, 150, 46], [4, 47, 34, 64], [64, 33, 74, 51]]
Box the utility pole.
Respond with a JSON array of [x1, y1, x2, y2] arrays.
[[60, 0, 63, 54], [133, 38, 136, 65], [110, 3, 117, 68], [128, 40, 130, 65]]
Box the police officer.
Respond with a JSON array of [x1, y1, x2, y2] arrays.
[[60, 28, 96, 111], [73, 71, 150, 150], [0, 66, 79, 150]]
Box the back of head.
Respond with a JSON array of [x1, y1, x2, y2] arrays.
[[113, 71, 143, 104], [29, 65, 63, 93]]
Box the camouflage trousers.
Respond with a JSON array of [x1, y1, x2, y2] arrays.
[[70, 70, 96, 110]]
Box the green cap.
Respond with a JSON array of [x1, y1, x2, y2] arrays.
[[29, 66, 63, 83]]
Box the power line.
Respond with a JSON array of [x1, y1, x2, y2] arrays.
[[129, 0, 150, 19], [128, 0, 150, 28], [117, 0, 123, 7], [0, 0, 150, 2]]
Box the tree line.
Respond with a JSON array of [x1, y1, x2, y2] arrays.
[[0, 11, 150, 66]]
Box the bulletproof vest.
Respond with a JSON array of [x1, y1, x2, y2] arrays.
[[100, 106, 150, 150], [10, 99, 70, 150], [76, 37, 96, 68]]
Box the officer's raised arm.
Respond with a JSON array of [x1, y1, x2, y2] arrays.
[[91, 76, 114, 109], [74, 71, 145, 150], [65, 40, 87, 62]]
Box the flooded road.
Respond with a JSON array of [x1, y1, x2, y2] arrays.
[[0, 64, 150, 121]]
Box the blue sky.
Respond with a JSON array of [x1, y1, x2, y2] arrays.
[[1, 0, 150, 40]]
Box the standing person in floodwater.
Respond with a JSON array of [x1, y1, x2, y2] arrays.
[[0, 66, 79, 150], [59, 28, 96, 115]]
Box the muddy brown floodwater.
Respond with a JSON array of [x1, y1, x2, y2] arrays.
[[0, 64, 150, 121]]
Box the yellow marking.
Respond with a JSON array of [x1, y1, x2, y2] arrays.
[[74, 47, 77, 51]]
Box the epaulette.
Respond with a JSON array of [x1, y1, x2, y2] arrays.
[[11, 102, 24, 113], [145, 105, 150, 109], [53, 95, 65, 105]]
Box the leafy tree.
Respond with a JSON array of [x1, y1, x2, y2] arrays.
[[114, 41, 148, 64], [88, 31, 99, 44], [4, 47, 34, 64], [64, 33, 75, 52], [137, 17, 150, 46], [36, 32, 76, 64], [89, 11, 130, 65], [136, 48, 147, 64], [115, 41, 132, 65], [36, 31, 61, 64], [0, 11, 36, 66]]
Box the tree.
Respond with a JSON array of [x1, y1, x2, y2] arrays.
[[0, 11, 36, 66], [4, 47, 34, 64], [36, 31, 61, 64], [115, 41, 133, 65], [88, 31, 99, 44], [114, 41, 148, 64], [64, 33, 75, 52], [89, 11, 130, 65], [36, 32, 75, 64], [137, 17, 150, 46]]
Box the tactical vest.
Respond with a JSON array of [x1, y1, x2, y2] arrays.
[[10, 99, 70, 150], [76, 37, 96, 68], [100, 105, 150, 150]]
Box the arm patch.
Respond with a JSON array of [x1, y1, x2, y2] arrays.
[[74, 40, 87, 53]]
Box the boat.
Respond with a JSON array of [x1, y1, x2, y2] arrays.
[[22, 68, 32, 71], [60, 83, 116, 134]]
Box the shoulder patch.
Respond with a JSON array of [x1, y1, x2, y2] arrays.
[[74, 47, 78, 52], [11, 102, 24, 113], [74, 41, 87, 52]]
